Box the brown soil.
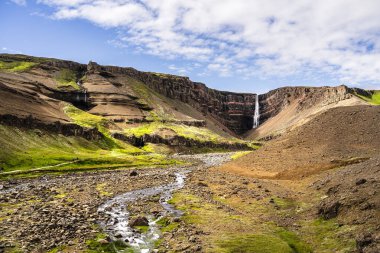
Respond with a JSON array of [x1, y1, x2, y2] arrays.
[[222, 105, 380, 180]]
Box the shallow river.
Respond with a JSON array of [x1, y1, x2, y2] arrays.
[[97, 153, 233, 253]]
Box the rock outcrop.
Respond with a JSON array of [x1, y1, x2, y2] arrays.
[[112, 132, 252, 151], [87, 61, 258, 134], [259, 85, 353, 123]]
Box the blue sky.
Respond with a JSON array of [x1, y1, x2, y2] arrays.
[[1, 0, 380, 93]]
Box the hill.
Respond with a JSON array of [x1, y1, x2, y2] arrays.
[[215, 105, 380, 252]]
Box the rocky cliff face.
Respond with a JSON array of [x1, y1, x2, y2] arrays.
[[87, 62, 258, 135], [259, 85, 353, 123], [0, 54, 367, 137], [87, 62, 360, 135]]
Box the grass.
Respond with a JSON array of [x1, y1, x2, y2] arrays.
[[156, 217, 180, 232], [355, 90, 380, 105], [231, 151, 253, 160], [216, 234, 297, 253], [47, 246, 66, 253], [64, 104, 135, 150], [300, 218, 356, 252], [127, 76, 179, 122], [86, 233, 133, 253], [168, 191, 312, 253], [0, 124, 179, 179], [0, 60, 36, 72], [96, 183, 113, 197], [135, 225, 149, 233], [124, 121, 240, 144], [55, 69, 80, 90]]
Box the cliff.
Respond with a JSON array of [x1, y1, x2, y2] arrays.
[[0, 54, 373, 139], [87, 61, 258, 135]]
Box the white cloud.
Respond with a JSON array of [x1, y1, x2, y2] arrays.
[[11, 0, 27, 6], [1, 47, 22, 54], [36, 0, 380, 86]]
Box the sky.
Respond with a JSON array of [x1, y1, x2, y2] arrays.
[[1, 0, 380, 93]]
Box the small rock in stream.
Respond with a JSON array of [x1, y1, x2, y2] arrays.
[[130, 216, 149, 227]]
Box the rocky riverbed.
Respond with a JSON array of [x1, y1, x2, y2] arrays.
[[0, 153, 233, 253]]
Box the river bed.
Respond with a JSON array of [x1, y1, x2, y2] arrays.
[[96, 153, 233, 253]]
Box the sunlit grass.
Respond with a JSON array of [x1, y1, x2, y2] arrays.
[[0, 60, 36, 72], [355, 90, 380, 105]]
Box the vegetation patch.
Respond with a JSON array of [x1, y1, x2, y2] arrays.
[[169, 189, 312, 253], [0, 125, 178, 178], [64, 104, 134, 150], [300, 218, 356, 252], [135, 225, 149, 233], [231, 151, 253, 160], [47, 246, 66, 253], [355, 90, 380, 105], [55, 69, 80, 90], [86, 233, 133, 253], [124, 121, 240, 144], [275, 228, 312, 253], [96, 183, 113, 197], [156, 217, 180, 232], [216, 234, 297, 253], [0, 60, 36, 72]]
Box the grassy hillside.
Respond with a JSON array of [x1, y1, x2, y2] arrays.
[[355, 90, 380, 105], [0, 125, 178, 179]]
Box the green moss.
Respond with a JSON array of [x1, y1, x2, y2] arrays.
[[47, 246, 66, 253], [0, 125, 179, 178], [169, 191, 313, 253], [54, 192, 67, 199], [272, 196, 297, 210], [86, 233, 133, 253], [371, 91, 380, 104], [216, 234, 295, 253], [276, 228, 312, 253], [64, 104, 129, 149], [0, 60, 36, 72], [156, 217, 180, 232], [300, 218, 356, 252], [55, 69, 80, 90], [124, 122, 240, 144], [231, 151, 253, 160], [96, 183, 113, 197], [355, 90, 380, 105], [135, 225, 149, 233]]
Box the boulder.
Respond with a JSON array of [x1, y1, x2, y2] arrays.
[[129, 216, 149, 227]]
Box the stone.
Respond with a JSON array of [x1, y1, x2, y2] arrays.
[[129, 216, 149, 227], [130, 170, 138, 177], [318, 201, 341, 219], [355, 178, 367, 185]]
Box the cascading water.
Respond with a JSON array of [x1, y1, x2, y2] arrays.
[[253, 94, 260, 128]]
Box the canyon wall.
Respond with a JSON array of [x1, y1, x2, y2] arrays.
[[87, 62, 258, 135], [87, 62, 356, 135], [259, 85, 353, 123]]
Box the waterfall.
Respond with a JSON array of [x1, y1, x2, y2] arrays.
[[253, 94, 260, 128]]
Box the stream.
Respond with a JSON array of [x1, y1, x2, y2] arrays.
[[97, 153, 233, 253]]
